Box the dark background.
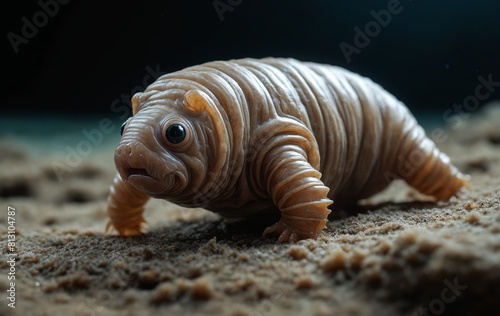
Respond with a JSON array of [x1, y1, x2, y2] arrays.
[[3, 0, 500, 121]]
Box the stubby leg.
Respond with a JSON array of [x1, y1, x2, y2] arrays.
[[261, 146, 333, 243], [106, 173, 150, 236]]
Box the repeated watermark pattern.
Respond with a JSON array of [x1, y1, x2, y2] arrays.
[[438, 74, 500, 135], [429, 73, 498, 146], [340, 0, 406, 64], [384, 74, 500, 183], [74, 289, 113, 316], [410, 278, 467, 316], [50, 64, 162, 182], [250, 293, 284, 316], [3, 2, 482, 315], [383, 140, 429, 184], [7, 0, 71, 54], [384, 72, 497, 183], [213, 0, 243, 22]]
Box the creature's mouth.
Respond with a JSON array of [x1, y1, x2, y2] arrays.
[[114, 141, 176, 196], [124, 166, 172, 195], [126, 167, 151, 179]]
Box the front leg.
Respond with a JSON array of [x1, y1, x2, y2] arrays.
[[106, 173, 150, 236], [261, 147, 333, 242], [250, 119, 333, 243]]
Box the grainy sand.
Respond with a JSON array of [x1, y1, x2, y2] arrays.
[[1, 104, 500, 316]]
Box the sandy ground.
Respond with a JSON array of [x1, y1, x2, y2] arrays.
[[1, 103, 500, 316]]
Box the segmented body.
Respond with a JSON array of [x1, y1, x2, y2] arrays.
[[107, 58, 468, 242]]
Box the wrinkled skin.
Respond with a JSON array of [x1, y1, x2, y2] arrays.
[[107, 58, 468, 242]]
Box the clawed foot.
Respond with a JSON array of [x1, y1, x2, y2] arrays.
[[106, 218, 147, 236], [263, 220, 317, 243]]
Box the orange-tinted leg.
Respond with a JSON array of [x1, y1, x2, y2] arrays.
[[261, 148, 333, 242], [106, 173, 150, 236]]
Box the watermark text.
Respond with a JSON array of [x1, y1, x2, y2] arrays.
[[7, 0, 71, 54], [6, 206, 17, 309]]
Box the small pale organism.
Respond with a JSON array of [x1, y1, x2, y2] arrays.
[[106, 58, 468, 243]]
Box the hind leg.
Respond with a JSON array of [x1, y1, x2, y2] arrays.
[[395, 133, 468, 201], [406, 154, 468, 200]]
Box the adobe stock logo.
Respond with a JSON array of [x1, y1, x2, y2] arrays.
[[411, 278, 468, 316], [50, 64, 162, 182], [7, 0, 71, 54], [339, 0, 404, 64], [212, 0, 243, 22]]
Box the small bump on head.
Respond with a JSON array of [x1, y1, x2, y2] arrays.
[[132, 93, 143, 115], [184, 90, 209, 114]]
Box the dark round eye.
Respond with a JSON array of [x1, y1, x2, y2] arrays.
[[120, 121, 127, 136], [165, 124, 186, 144]]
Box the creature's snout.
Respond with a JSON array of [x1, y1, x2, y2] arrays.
[[115, 143, 133, 157], [115, 141, 155, 181], [114, 140, 177, 195]]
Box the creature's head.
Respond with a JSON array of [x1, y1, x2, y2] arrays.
[[116, 82, 235, 207]]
